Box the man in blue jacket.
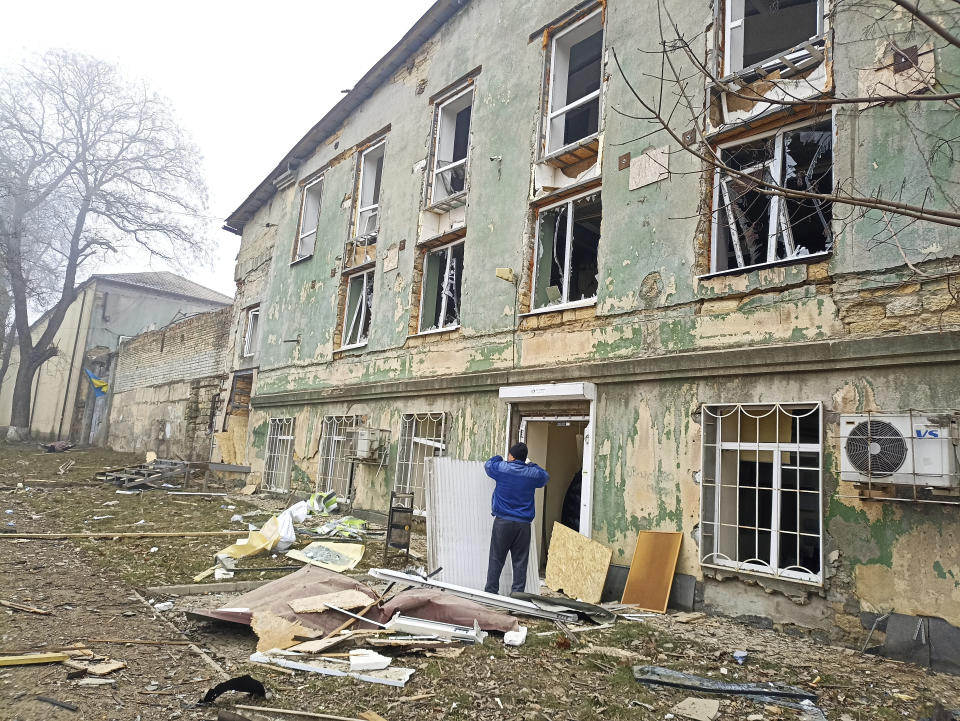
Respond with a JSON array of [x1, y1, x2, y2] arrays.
[[483, 442, 549, 594]]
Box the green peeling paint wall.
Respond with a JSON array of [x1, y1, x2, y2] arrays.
[[226, 0, 960, 635]]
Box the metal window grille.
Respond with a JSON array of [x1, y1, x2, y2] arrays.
[[317, 415, 362, 498], [263, 417, 295, 492], [700, 402, 823, 585], [395, 412, 447, 516]]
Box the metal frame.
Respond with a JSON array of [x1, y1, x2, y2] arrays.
[[430, 86, 473, 206], [354, 140, 386, 237], [417, 240, 464, 333], [531, 187, 601, 311], [544, 8, 604, 156], [394, 412, 447, 515], [700, 402, 823, 585], [242, 306, 260, 357], [263, 417, 295, 492], [708, 117, 832, 275], [293, 175, 323, 262], [342, 269, 375, 349], [317, 415, 362, 497]]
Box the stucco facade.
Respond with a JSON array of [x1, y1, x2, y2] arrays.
[[222, 0, 960, 642]]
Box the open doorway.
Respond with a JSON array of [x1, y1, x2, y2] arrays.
[[521, 416, 588, 572]]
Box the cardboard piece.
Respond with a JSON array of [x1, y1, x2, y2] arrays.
[[621, 530, 682, 612], [288, 589, 373, 614], [251, 611, 318, 652], [286, 541, 364, 572], [544, 522, 612, 604]]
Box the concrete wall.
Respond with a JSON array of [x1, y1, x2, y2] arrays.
[[226, 0, 960, 639], [108, 307, 231, 460]]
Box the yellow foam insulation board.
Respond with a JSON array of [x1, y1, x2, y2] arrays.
[[621, 530, 682, 612], [544, 522, 611, 604]]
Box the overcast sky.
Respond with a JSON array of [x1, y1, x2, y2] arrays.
[[1, 0, 436, 297]]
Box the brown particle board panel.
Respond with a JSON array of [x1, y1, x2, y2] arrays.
[[621, 531, 683, 612], [544, 522, 612, 604]]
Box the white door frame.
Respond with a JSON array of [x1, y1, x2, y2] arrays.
[[499, 382, 597, 539]]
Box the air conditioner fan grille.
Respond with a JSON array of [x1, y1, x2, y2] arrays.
[[845, 420, 908, 477]]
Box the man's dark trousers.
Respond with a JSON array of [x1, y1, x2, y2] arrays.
[[484, 516, 530, 594]]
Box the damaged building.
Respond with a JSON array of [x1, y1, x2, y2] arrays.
[[218, 0, 960, 648]]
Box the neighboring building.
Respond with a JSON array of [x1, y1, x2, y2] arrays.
[[0, 272, 233, 443], [221, 0, 960, 645], [108, 307, 232, 460]]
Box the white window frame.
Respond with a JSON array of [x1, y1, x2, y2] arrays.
[[242, 307, 260, 358], [317, 415, 361, 498], [342, 269, 374, 350], [723, 0, 825, 77], [354, 140, 386, 238], [530, 188, 601, 313], [263, 417, 295, 492], [418, 239, 464, 334], [395, 412, 447, 516], [707, 117, 832, 276], [294, 176, 323, 262], [700, 402, 823, 585], [430, 87, 473, 207], [544, 9, 604, 157]]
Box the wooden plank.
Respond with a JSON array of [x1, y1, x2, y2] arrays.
[[0, 599, 51, 615], [621, 530, 682, 613], [0, 652, 69, 666], [544, 522, 611, 604], [0, 531, 242, 540]]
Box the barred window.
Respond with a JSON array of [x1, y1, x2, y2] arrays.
[[317, 416, 361, 498], [395, 412, 447, 515], [263, 417, 294, 492], [700, 403, 822, 584]]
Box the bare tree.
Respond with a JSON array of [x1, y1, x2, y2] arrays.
[[0, 50, 208, 437], [609, 0, 960, 276]]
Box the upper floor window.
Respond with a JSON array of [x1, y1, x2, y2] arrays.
[[342, 269, 374, 349], [431, 89, 473, 206], [242, 306, 260, 357], [533, 190, 601, 311], [294, 177, 322, 261], [419, 240, 464, 332], [355, 141, 385, 238], [724, 0, 822, 75], [710, 119, 832, 275], [545, 10, 603, 156]]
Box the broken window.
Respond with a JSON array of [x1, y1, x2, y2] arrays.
[[294, 177, 322, 261], [725, 0, 822, 75], [355, 141, 385, 238], [711, 119, 832, 274], [419, 241, 464, 332], [263, 417, 294, 492], [223, 371, 253, 431], [317, 415, 361, 498], [242, 306, 260, 357], [533, 191, 601, 310], [546, 10, 603, 155], [700, 403, 823, 584], [395, 412, 447, 515], [342, 270, 374, 348], [431, 89, 473, 205]]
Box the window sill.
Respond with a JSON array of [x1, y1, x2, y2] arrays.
[[290, 254, 313, 266], [540, 134, 600, 169], [697, 251, 831, 280], [412, 324, 460, 338], [719, 36, 826, 84], [701, 560, 822, 587], [425, 190, 467, 215], [521, 298, 597, 317]]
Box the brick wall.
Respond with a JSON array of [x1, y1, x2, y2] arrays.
[[113, 308, 231, 393]]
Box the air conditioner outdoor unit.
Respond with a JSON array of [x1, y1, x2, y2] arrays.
[[839, 414, 957, 488], [349, 427, 382, 462]]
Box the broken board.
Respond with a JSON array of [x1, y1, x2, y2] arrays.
[[621, 530, 682, 612], [286, 541, 364, 572], [251, 611, 318, 652], [288, 589, 373, 614], [544, 522, 611, 604]]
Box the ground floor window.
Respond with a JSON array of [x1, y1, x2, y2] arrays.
[[263, 417, 294, 492], [318, 415, 361, 498], [700, 402, 823, 584], [395, 412, 447, 515]]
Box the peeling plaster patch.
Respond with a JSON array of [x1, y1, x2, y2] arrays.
[[503, 305, 512, 316], [831, 378, 879, 414]]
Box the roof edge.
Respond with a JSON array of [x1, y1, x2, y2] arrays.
[[224, 0, 469, 234]]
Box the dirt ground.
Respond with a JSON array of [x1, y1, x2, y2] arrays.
[[1, 443, 959, 721]]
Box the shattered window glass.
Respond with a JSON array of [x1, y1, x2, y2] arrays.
[[713, 120, 832, 273], [420, 241, 464, 332], [727, 0, 820, 74], [343, 270, 374, 347], [534, 192, 601, 309]]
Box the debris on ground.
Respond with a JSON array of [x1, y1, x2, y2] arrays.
[[200, 674, 267, 703]]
